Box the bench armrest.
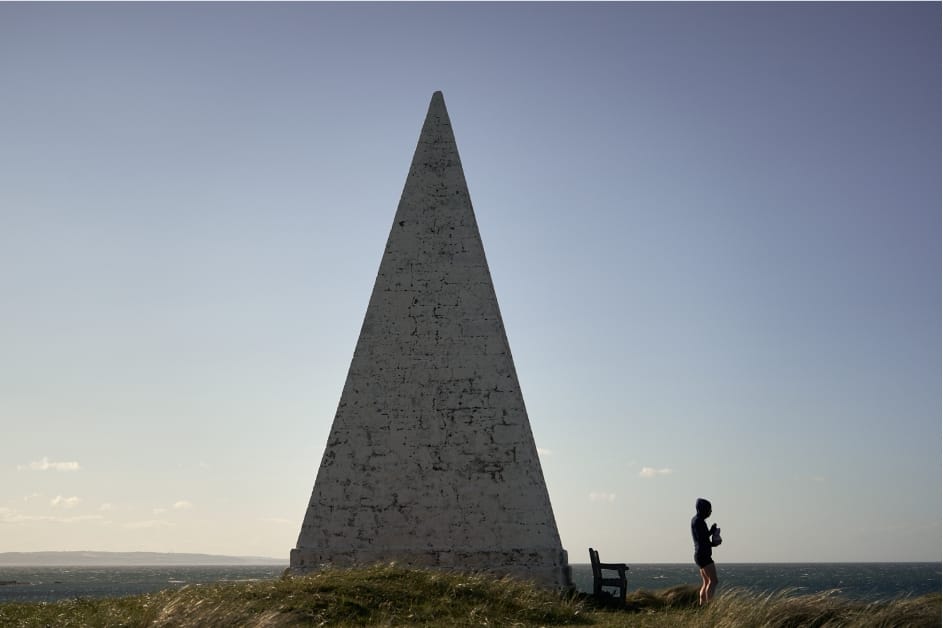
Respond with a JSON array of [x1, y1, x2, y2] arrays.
[[598, 562, 629, 571]]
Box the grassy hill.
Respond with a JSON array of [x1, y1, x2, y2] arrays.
[[0, 564, 938, 627]]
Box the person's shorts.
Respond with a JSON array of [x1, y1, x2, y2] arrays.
[[694, 553, 714, 569]]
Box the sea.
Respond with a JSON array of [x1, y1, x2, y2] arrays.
[[0, 563, 939, 604]]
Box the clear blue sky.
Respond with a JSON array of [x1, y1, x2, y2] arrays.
[[1, 2, 939, 563]]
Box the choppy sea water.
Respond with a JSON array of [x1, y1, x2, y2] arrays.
[[0, 563, 938, 604], [0, 565, 286, 604], [570, 562, 941, 601]]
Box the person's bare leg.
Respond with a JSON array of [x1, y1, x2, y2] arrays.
[[703, 563, 718, 603], [698, 567, 710, 606]]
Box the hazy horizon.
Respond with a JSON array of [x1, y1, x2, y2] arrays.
[[0, 550, 287, 566], [2, 550, 940, 566], [2, 3, 939, 564]]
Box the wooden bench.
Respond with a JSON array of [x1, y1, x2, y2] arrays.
[[589, 547, 628, 601]]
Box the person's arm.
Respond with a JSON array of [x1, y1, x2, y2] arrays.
[[696, 519, 711, 546]]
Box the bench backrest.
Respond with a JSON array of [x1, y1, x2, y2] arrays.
[[589, 547, 602, 579]]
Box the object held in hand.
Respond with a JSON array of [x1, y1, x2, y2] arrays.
[[711, 526, 722, 545]]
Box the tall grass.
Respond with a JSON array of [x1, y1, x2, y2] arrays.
[[0, 565, 938, 627], [597, 586, 941, 628], [692, 587, 941, 628]]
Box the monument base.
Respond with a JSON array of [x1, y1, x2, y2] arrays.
[[289, 546, 572, 590]]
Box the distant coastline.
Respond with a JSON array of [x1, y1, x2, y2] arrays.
[[0, 551, 287, 567]]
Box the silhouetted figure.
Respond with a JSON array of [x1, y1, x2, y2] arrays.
[[691, 497, 722, 605]]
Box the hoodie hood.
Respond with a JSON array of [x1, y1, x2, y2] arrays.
[[695, 498, 712, 517]]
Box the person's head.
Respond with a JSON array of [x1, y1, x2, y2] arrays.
[[695, 498, 712, 518]]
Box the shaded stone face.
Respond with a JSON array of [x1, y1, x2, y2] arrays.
[[292, 92, 570, 588]]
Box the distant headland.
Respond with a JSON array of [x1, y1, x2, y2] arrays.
[[0, 551, 287, 566]]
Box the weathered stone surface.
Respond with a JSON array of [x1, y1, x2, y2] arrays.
[[291, 91, 570, 588]]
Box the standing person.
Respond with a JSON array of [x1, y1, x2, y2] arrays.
[[691, 497, 722, 605]]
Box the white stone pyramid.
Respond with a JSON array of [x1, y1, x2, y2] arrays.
[[291, 91, 570, 588]]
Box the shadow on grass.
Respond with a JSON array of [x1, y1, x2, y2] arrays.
[[576, 584, 700, 613]]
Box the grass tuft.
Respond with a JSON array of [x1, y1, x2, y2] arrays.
[[144, 564, 588, 627]]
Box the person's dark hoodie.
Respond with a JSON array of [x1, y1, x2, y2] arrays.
[[691, 498, 719, 564]]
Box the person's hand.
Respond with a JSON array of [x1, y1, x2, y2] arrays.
[[710, 523, 717, 533]]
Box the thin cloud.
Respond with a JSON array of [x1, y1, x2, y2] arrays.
[[172, 500, 193, 510], [589, 492, 616, 503], [1, 508, 103, 524], [58, 514, 103, 523], [99, 503, 114, 511], [639, 467, 673, 478], [50, 495, 81, 508], [125, 519, 175, 529], [17, 457, 81, 472], [153, 507, 167, 515]]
